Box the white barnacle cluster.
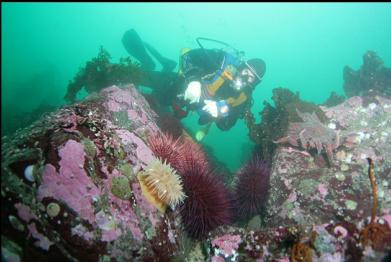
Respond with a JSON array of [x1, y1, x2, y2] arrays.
[[213, 247, 239, 262]]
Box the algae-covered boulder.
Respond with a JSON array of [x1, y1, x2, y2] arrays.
[[2, 84, 391, 262], [1, 85, 187, 261], [204, 95, 391, 262], [266, 95, 391, 227]]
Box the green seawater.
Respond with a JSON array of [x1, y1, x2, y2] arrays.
[[2, 2, 391, 172]]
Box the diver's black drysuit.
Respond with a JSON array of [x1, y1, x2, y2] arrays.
[[177, 48, 258, 130], [122, 29, 263, 131]]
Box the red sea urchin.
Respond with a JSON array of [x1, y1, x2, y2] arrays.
[[234, 155, 271, 222], [156, 113, 184, 139], [148, 132, 182, 166], [174, 136, 209, 175], [148, 132, 210, 176], [148, 132, 231, 238], [179, 165, 233, 240]]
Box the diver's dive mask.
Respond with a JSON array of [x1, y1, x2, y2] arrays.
[[232, 67, 257, 91]]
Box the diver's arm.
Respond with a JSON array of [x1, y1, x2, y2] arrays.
[[215, 108, 239, 131], [215, 98, 249, 131], [225, 81, 255, 107], [226, 92, 248, 107]]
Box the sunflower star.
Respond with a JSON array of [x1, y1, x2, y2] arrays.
[[274, 109, 340, 164]]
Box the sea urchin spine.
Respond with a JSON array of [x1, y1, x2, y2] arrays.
[[234, 155, 271, 222], [148, 132, 182, 166], [179, 166, 232, 239]]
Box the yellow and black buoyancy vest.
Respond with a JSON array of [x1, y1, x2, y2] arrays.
[[201, 53, 249, 108]]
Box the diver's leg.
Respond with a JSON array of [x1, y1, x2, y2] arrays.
[[140, 71, 183, 106], [195, 122, 212, 141], [144, 42, 177, 72], [122, 29, 155, 71], [215, 114, 238, 131], [198, 113, 214, 126]]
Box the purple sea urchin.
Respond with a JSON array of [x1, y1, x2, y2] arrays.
[[148, 132, 231, 238], [179, 166, 232, 239], [234, 155, 271, 221], [174, 136, 210, 175]]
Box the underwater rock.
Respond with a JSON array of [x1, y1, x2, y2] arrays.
[[2, 83, 390, 261], [1, 84, 186, 261], [266, 95, 391, 229], [206, 216, 390, 261], [205, 95, 391, 260]]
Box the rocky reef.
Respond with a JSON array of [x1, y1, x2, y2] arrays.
[[2, 84, 391, 261], [205, 95, 391, 261], [265, 94, 391, 235], [2, 85, 187, 261]]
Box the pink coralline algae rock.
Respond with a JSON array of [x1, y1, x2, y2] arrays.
[[211, 256, 226, 262], [274, 108, 340, 163], [71, 224, 94, 242], [2, 82, 391, 262], [1, 84, 188, 261], [115, 129, 155, 168], [37, 139, 101, 224], [132, 182, 160, 228], [106, 185, 143, 242], [62, 112, 79, 132], [27, 223, 54, 251], [383, 214, 391, 229], [318, 183, 329, 199], [266, 95, 391, 228], [106, 99, 122, 112], [95, 210, 123, 242], [333, 225, 348, 238], [102, 85, 160, 136], [14, 203, 37, 223], [212, 234, 242, 257], [92, 148, 152, 242], [103, 86, 135, 111]]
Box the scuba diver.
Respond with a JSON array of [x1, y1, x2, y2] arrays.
[[122, 29, 266, 141]]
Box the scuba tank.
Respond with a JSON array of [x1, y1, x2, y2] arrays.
[[195, 37, 245, 67], [196, 37, 248, 91]]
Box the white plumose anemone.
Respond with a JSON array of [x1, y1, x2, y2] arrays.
[[137, 158, 186, 213]]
